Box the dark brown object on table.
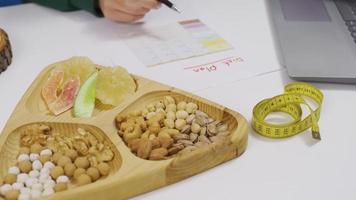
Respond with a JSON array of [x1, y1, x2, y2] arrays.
[[0, 28, 12, 74]]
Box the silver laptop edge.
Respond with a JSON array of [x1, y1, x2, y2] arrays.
[[267, 0, 356, 84]]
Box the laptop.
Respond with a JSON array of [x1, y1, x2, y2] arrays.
[[267, 0, 356, 84]]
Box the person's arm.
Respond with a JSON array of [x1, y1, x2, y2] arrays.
[[23, 0, 103, 16]]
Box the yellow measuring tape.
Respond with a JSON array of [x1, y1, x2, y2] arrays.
[[252, 82, 323, 140]]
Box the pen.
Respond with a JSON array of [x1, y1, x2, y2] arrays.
[[158, 0, 181, 13]]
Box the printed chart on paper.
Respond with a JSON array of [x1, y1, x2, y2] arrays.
[[124, 19, 233, 67]]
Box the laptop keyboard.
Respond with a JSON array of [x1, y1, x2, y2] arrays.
[[334, 0, 356, 42]]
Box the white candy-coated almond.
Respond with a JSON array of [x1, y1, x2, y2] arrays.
[[56, 175, 69, 183], [40, 149, 52, 156], [29, 153, 39, 162], [17, 173, 29, 183], [29, 170, 40, 178], [20, 187, 31, 195], [31, 189, 42, 199], [12, 182, 24, 190], [18, 154, 30, 162], [0, 184, 12, 195], [31, 183, 43, 191], [18, 193, 31, 200], [32, 160, 43, 171], [42, 188, 54, 196], [43, 161, 55, 170], [8, 166, 20, 175]]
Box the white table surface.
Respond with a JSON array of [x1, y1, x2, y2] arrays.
[[1, 1, 356, 200]]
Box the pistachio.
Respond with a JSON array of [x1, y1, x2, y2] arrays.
[[180, 125, 191, 134], [198, 135, 211, 144], [168, 144, 184, 156], [189, 133, 198, 143], [217, 124, 228, 132], [172, 133, 190, 141], [200, 127, 207, 136], [177, 140, 193, 147], [158, 137, 173, 149], [207, 124, 218, 136], [179, 146, 198, 154], [186, 114, 195, 124]]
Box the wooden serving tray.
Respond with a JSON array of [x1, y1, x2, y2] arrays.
[[0, 63, 248, 200]]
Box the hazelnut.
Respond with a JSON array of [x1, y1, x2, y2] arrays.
[[30, 143, 43, 154], [57, 156, 72, 167], [77, 174, 92, 186], [86, 167, 100, 181], [39, 155, 51, 164], [19, 147, 30, 155], [97, 163, 110, 176], [18, 160, 32, 173], [50, 166, 64, 179], [64, 163, 76, 177], [4, 174, 16, 184], [54, 183, 68, 192], [73, 168, 86, 179], [65, 149, 78, 162], [74, 157, 90, 169], [51, 152, 63, 164], [4, 189, 19, 200]]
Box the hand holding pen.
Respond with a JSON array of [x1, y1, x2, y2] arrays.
[[98, 0, 179, 23]]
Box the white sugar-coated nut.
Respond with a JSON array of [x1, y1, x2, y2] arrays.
[[31, 189, 42, 199], [18, 193, 31, 200], [20, 187, 31, 195], [0, 184, 12, 195], [40, 149, 52, 156], [8, 166, 20, 175], [17, 173, 29, 183], [39, 174, 49, 183], [32, 160, 43, 171], [12, 182, 24, 190], [40, 167, 50, 175], [177, 101, 187, 110], [31, 183, 43, 191], [43, 179, 55, 189], [25, 178, 38, 188], [56, 175, 69, 183], [30, 153, 40, 162], [42, 188, 54, 196], [43, 161, 55, 170], [18, 154, 30, 162], [29, 170, 40, 178]]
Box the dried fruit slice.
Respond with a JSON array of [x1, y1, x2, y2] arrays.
[[48, 76, 80, 115], [74, 72, 98, 118], [96, 66, 136, 106], [50, 57, 96, 84], [42, 70, 64, 105]]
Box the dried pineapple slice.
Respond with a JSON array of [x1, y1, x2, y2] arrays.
[[50, 56, 96, 84], [96, 66, 136, 106]]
